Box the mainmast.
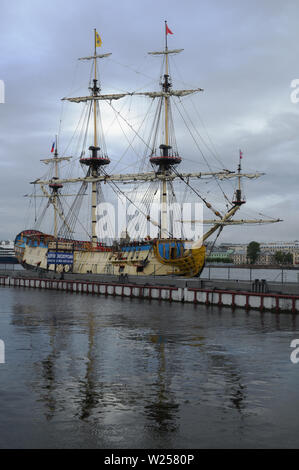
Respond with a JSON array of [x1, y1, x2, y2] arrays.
[[161, 22, 169, 240], [149, 21, 182, 239], [161, 21, 170, 239]]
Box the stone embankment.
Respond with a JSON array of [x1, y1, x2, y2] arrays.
[[1, 269, 299, 313]]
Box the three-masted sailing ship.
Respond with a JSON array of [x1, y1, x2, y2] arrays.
[[14, 24, 281, 277]]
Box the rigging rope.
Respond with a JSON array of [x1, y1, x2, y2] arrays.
[[173, 97, 232, 206], [172, 166, 225, 219]]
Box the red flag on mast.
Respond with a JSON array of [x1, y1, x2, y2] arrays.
[[166, 24, 173, 35], [239, 150, 243, 159]]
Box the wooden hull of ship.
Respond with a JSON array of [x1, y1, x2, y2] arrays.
[[14, 230, 206, 277]]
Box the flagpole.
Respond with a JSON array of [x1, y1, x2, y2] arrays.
[[94, 28, 97, 80], [238, 150, 242, 192], [164, 21, 169, 144], [165, 20, 168, 51], [93, 29, 97, 147]]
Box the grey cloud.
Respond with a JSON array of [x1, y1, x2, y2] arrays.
[[0, 0, 298, 244]]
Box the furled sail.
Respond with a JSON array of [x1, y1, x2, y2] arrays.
[[62, 93, 128, 103], [34, 170, 264, 186], [148, 49, 184, 55], [132, 89, 204, 98]]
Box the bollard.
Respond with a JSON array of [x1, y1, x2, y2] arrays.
[[252, 279, 259, 293]]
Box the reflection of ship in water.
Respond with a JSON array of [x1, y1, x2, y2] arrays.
[[78, 311, 101, 421], [11, 296, 249, 434], [11, 308, 181, 431], [145, 334, 179, 434], [11, 301, 59, 421], [207, 341, 247, 414], [75, 324, 180, 431], [230, 378, 246, 412], [146, 330, 247, 430], [40, 343, 58, 421]]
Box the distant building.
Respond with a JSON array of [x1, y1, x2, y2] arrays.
[[259, 241, 299, 265], [257, 251, 275, 265], [210, 241, 299, 265], [206, 248, 234, 262], [232, 249, 275, 265], [0, 240, 13, 247], [219, 243, 246, 253], [259, 241, 299, 254], [232, 250, 247, 264], [0, 240, 16, 264]]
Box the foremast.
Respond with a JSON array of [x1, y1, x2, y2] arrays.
[[73, 29, 111, 247], [92, 31, 99, 248]]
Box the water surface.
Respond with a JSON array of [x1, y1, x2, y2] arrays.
[[0, 286, 298, 448]]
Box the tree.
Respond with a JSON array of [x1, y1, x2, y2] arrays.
[[274, 251, 293, 265], [274, 251, 283, 264], [284, 253, 293, 265], [247, 241, 260, 264]]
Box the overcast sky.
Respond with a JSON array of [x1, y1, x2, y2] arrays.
[[1, 0, 299, 244]]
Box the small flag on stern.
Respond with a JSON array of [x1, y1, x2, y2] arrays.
[[51, 141, 55, 153], [166, 24, 173, 35], [95, 31, 102, 47]]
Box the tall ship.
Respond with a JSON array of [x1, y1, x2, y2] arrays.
[[15, 24, 281, 277]]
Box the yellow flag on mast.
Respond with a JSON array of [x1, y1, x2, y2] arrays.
[[95, 31, 102, 47]]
